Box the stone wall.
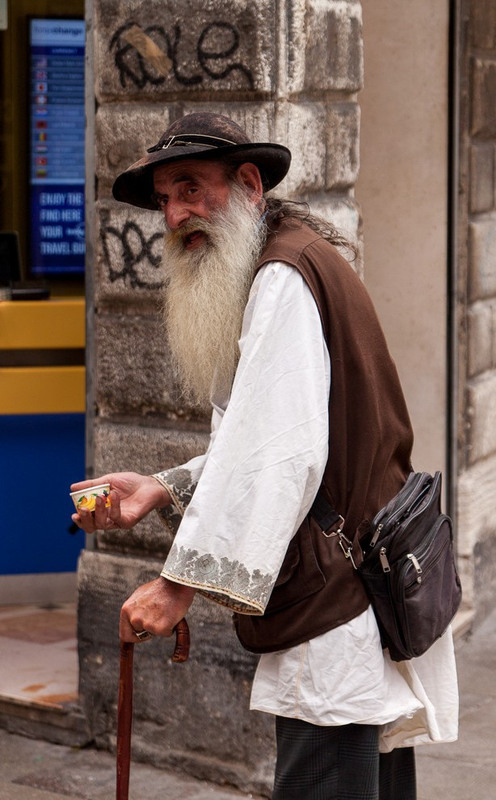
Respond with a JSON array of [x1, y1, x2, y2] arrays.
[[456, 0, 496, 621], [80, 0, 363, 793]]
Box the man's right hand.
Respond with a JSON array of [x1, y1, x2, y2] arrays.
[[70, 472, 171, 533]]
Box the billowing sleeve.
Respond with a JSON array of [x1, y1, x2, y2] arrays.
[[160, 262, 331, 614]]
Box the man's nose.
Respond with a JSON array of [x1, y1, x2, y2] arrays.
[[165, 200, 190, 230]]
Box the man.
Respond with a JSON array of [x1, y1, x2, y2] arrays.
[[72, 112, 458, 799]]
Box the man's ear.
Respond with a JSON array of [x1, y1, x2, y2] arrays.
[[235, 163, 264, 205]]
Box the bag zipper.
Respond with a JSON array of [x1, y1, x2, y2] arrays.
[[396, 515, 452, 594], [406, 553, 422, 581], [379, 546, 391, 572], [378, 549, 422, 577], [370, 473, 432, 548]]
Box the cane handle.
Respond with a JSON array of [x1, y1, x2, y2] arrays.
[[171, 617, 190, 662]]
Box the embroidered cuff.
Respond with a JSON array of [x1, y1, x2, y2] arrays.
[[152, 466, 198, 536], [161, 541, 274, 615]]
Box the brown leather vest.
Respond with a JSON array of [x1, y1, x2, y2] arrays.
[[234, 219, 413, 653]]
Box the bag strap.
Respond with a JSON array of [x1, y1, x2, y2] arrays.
[[310, 488, 342, 532], [309, 489, 358, 569]]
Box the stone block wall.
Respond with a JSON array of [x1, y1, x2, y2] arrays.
[[80, 0, 363, 793], [456, 0, 496, 619]]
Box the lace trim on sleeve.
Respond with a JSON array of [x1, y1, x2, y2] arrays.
[[161, 541, 274, 615], [152, 467, 197, 536]]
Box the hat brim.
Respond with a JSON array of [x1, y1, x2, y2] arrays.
[[112, 142, 291, 210]]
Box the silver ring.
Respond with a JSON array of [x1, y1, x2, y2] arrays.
[[133, 629, 153, 642]]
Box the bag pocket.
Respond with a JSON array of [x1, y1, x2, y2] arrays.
[[392, 514, 462, 659]]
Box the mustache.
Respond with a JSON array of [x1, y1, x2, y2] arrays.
[[164, 216, 212, 246]]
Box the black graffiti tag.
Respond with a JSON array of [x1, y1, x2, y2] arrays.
[[101, 217, 164, 290], [110, 21, 254, 90], [198, 22, 253, 85]]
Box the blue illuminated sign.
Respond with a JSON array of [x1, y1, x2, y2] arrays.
[[29, 18, 85, 277]]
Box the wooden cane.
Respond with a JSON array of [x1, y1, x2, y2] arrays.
[[116, 618, 190, 800]]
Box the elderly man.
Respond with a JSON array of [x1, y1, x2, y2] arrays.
[[72, 113, 458, 800]]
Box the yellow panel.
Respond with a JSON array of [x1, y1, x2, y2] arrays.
[[0, 299, 85, 349], [0, 366, 85, 414]]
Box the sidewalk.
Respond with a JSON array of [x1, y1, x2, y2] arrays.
[[0, 608, 495, 799], [415, 607, 496, 800], [0, 727, 255, 800]]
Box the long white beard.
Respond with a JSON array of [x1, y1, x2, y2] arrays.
[[161, 184, 266, 409]]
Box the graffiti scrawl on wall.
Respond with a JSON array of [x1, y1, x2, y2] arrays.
[[110, 21, 255, 90], [100, 211, 164, 289]]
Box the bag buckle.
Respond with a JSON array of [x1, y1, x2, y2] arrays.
[[338, 531, 358, 570], [321, 518, 358, 571], [321, 515, 345, 538]]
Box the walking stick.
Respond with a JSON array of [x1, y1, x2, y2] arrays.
[[116, 618, 190, 800]]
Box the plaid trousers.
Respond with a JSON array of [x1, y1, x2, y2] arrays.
[[272, 717, 416, 800]]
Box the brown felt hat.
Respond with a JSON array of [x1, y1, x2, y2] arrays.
[[112, 112, 291, 210]]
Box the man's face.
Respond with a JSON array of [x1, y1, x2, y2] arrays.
[[152, 159, 232, 251]]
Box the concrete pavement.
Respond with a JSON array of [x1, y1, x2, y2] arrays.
[[415, 608, 496, 800], [0, 727, 258, 800], [0, 609, 495, 800]]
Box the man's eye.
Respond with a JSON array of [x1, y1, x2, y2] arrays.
[[152, 193, 168, 209]]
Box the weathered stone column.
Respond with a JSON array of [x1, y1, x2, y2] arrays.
[[80, 0, 363, 793], [455, 0, 496, 624]]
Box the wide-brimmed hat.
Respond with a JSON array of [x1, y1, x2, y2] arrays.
[[112, 112, 291, 210]]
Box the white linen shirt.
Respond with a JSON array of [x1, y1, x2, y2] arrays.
[[154, 262, 459, 750]]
